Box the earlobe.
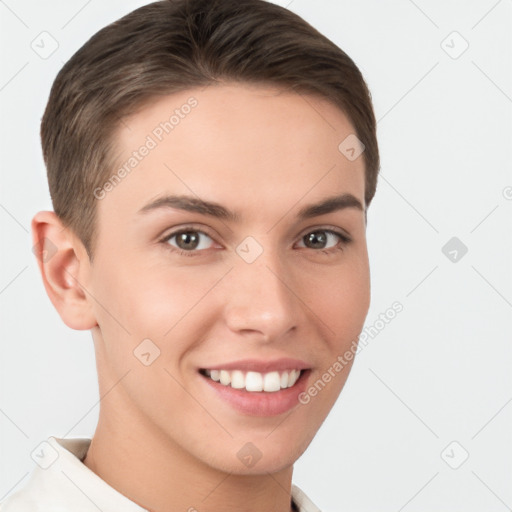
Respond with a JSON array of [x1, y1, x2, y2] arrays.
[[31, 211, 98, 330]]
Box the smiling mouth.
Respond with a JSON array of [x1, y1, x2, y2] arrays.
[[199, 368, 303, 393]]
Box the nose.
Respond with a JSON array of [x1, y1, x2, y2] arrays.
[[222, 250, 301, 342]]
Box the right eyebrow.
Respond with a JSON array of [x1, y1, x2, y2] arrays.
[[137, 194, 240, 222]]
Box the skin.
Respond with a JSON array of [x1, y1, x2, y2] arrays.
[[32, 83, 370, 512]]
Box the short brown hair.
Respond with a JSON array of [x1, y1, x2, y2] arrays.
[[41, 0, 379, 259]]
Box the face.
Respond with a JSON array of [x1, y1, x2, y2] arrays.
[[86, 83, 370, 474]]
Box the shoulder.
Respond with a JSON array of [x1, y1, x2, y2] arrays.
[[0, 469, 46, 511], [0, 436, 145, 512]]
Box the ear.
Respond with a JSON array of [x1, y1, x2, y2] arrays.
[[31, 211, 98, 330]]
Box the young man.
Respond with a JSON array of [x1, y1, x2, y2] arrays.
[[1, 0, 379, 510]]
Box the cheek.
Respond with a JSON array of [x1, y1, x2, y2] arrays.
[[91, 258, 227, 362], [305, 254, 370, 349], [93, 254, 188, 326], [88, 261, 216, 413]]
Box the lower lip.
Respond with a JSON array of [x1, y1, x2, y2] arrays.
[[201, 371, 310, 417]]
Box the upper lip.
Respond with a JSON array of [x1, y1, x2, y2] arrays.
[[200, 358, 311, 373]]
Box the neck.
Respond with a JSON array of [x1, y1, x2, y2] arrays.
[[83, 397, 295, 512]]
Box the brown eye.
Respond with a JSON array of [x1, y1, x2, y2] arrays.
[[175, 231, 200, 250], [303, 231, 328, 249], [165, 230, 215, 252], [299, 230, 345, 250]]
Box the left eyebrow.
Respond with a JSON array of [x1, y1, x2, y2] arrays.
[[136, 193, 364, 222], [296, 193, 364, 219]]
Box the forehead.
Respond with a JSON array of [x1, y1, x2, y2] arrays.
[[99, 83, 365, 223]]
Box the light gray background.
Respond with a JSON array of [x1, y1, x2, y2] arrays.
[[1, 1, 511, 510]]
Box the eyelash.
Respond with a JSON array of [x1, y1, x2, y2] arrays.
[[159, 225, 352, 258]]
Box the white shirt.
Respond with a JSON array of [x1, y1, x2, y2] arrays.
[[0, 436, 321, 511]]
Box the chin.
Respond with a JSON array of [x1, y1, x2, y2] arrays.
[[203, 431, 315, 476]]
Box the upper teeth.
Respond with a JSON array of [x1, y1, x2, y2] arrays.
[[205, 369, 301, 392]]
